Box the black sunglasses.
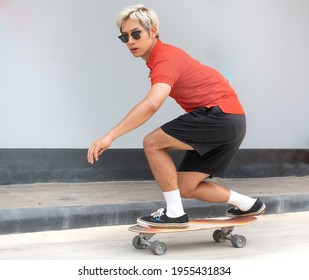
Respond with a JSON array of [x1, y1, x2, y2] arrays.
[[118, 29, 146, 43]]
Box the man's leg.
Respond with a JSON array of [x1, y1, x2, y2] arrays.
[[143, 128, 192, 192], [177, 172, 266, 217], [143, 128, 192, 219], [177, 172, 257, 211], [177, 171, 231, 202], [143, 128, 256, 206], [139, 128, 264, 228], [143, 128, 233, 204]]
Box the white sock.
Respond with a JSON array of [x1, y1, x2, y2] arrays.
[[227, 190, 256, 211], [163, 189, 185, 218]]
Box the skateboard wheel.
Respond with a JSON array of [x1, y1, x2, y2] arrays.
[[213, 229, 226, 243], [231, 234, 246, 248], [132, 236, 147, 250], [150, 241, 167, 255]]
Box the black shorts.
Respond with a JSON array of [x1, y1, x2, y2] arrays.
[[161, 106, 246, 178]]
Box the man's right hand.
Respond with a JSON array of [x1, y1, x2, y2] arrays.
[[87, 134, 113, 164]]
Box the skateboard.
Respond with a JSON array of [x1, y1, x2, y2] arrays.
[[129, 216, 257, 255]]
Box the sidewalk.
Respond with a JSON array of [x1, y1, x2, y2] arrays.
[[0, 176, 308, 234]]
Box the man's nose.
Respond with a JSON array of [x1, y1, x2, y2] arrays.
[[127, 35, 136, 44]]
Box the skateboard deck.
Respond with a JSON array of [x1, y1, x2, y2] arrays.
[[129, 216, 257, 255]]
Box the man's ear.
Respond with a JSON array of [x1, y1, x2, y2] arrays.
[[150, 26, 158, 39]]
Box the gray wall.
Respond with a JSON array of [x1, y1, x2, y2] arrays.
[[1, 0, 308, 149]]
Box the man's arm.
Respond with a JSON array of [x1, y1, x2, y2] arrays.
[[87, 83, 171, 164]]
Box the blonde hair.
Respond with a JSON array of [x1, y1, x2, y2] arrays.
[[116, 4, 160, 38]]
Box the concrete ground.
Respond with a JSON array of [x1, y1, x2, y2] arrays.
[[0, 211, 308, 260], [0, 177, 308, 279]]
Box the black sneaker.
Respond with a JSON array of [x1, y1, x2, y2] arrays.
[[137, 208, 189, 229], [226, 198, 266, 218]]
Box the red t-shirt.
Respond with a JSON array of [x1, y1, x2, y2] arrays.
[[146, 40, 245, 114]]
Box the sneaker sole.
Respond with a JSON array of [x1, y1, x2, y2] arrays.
[[226, 204, 266, 218], [137, 218, 189, 229]]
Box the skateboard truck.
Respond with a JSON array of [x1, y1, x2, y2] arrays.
[[212, 226, 247, 248], [132, 233, 168, 255]]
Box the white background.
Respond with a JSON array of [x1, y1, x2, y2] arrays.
[[0, 0, 308, 148]]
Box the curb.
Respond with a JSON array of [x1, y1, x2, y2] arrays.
[[1, 194, 309, 235]]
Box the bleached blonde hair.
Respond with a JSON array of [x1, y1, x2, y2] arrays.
[[116, 4, 160, 38]]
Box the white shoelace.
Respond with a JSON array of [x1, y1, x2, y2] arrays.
[[151, 208, 165, 218]]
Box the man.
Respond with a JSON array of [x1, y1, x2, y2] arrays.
[[87, 4, 266, 229]]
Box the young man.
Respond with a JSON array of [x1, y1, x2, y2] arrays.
[[87, 4, 266, 228]]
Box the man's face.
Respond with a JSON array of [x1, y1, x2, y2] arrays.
[[120, 19, 157, 61]]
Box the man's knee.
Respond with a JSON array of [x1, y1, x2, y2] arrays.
[[143, 132, 156, 151], [178, 173, 208, 199], [179, 187, 192, 198], [143, 129, 165, 151], [178, 180, 197, 198]]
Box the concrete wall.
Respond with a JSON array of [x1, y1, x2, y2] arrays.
[[0, 1, 308, 184], [0, 149, 308, 184], [1, 0, 308, 149]]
